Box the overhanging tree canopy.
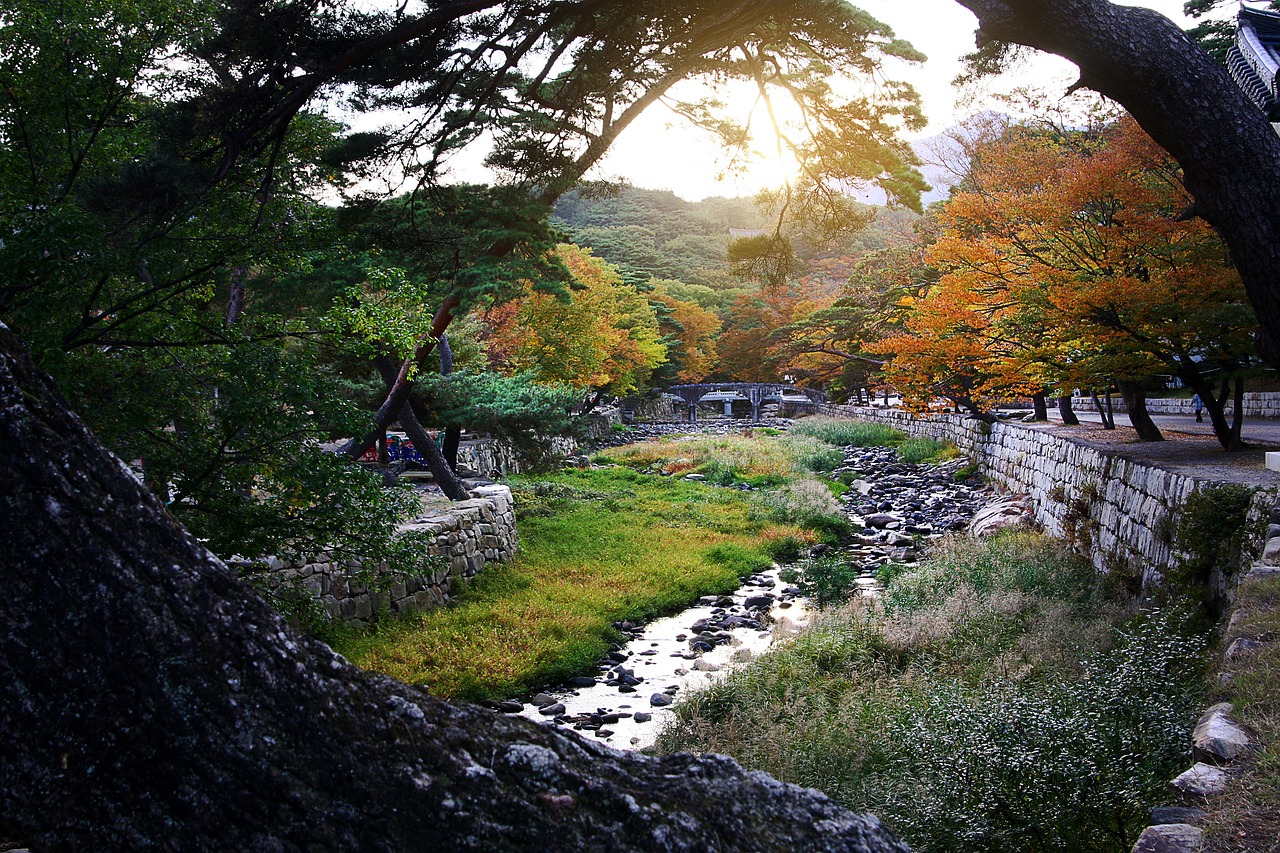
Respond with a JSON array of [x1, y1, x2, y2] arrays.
[[951, 0, 1280, 367]]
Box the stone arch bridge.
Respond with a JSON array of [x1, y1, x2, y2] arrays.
[[665, 383, 828, 423]]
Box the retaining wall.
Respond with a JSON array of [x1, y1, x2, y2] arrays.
[[453, 411, 618, 477], [244, 484, 517, 625], [1071, 392, 1280, 418], [820, 404, 1276, 588]]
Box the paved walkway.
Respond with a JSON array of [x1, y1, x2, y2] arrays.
[[1040, 409, 1280, 445], [985, 409, 1280, 488]]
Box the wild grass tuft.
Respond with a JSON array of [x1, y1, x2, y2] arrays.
[[790, 417, 902, 447], [754, 477, 851, 543], [895, 437, 958, 464], [329, 466, 808, 700]]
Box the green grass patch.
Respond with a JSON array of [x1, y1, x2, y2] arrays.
[[790, 416, 902, 447], [1202, 574, 1280, 850], [895, 437, 958, 464], [598, 429, 847, 481], [329, 466, 808, 700], [659, 531, 1209, 852]]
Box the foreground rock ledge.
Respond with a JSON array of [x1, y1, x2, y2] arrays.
[[0, 323, 907, 852]]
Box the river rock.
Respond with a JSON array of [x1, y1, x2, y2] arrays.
[[537, 702, 566, 716], [649, 693, 672, 707], [1170, 763, 1230, 797], [634, 712, 652, 723], [1192, 703, 1256, 764], [1130, 823, 1204, 853], [968, 495, 1035, 538], [1261, 535, 1280, 565]]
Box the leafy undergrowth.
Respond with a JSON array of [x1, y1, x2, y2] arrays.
[[328, 466, 804, 700], [1203, 574, 1280, 853], [658, 531, 1209, 853]]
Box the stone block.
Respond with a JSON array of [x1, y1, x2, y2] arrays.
[[1192, 703, 1256, 764], [353, 597, 373, 620], [1247, 564, 1280, 581], [1262, 536, 1280, 566], [1226, 637, 1266, 660], [1130, 824, 1203, 853], [1170, 763, 1229, 797], [1149, 806, 1207, 826]]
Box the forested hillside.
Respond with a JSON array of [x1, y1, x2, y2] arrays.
[[552, 187, 918, 288]]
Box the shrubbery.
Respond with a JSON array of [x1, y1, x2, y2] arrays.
[[879, 613, 1205, 852], [659, 532, 1208, 852]]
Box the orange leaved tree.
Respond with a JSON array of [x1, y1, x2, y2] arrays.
[[873, 115, 1256, 448], [479, 245, 667, 407]]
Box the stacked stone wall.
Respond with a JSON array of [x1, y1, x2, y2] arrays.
[[246, 484, 517, 625], [455, 436, 579, 478], [1071, 392, 1280, 418], [820, 405, 1275, 587]]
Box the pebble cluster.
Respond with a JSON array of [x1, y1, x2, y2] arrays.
[[838, 445, 992, 581]]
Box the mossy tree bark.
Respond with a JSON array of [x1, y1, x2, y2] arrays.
[[0, 323, 906, 852]]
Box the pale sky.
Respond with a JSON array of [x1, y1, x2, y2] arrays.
[[587, 0, 1217, 201]]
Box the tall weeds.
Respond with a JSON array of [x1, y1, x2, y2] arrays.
[[659, 531, 1208, 852]]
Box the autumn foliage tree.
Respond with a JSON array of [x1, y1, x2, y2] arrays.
[[648, 280, 722, 382], [478, 245, 667, 403], [873, 115, 1256, 449]]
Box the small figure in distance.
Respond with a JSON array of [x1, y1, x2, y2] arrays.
[[1192, 392, 1203, 423]]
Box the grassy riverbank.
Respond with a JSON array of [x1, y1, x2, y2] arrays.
[[329, 431, 851, 700], [658, 531, 1210, 852], [1204, 572, 1280, 850]]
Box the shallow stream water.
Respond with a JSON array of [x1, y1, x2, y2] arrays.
[[504, 442, 989, 751], [513, 563, 810, 750]]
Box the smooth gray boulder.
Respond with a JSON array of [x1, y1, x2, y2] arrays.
[[1170, 763, 1230, 797], [967, 495, 1035, 538], [1192, 703, 1256, 765], [1130, 823, 1204, 853]]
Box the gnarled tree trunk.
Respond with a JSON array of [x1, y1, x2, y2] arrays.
[[0, 323, 905, 852], [1118, 380, 1164, 442], [373, 354, 470, 500], [954, 0, 1280, 366], [1031, 392, 1048, 421], [1057, 395, 1080, 425]]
